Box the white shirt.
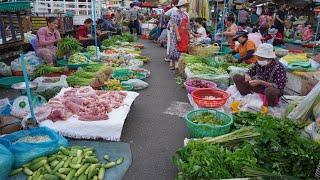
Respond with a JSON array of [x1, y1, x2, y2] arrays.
[[195, 26, 207, 43]]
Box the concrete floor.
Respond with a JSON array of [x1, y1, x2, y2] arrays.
[[121, 40, 188, 180]]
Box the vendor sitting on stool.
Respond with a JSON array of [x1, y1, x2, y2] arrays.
[[76, 18, 102, 48], [233, 43, 287, 107], [231, 31, 257, 64]]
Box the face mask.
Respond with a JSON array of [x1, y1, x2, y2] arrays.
[[257, 60, 268, 66], [181, 7, 187, 12]]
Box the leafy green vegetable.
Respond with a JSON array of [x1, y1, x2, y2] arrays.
[[173, 112, 320, 179], [32, 65, 67, 78], [173, 140, 257, 179], [57, 37, 82, 57], [68, 53, 88, 64], [187, 63, 227, 75], [66, 76, 92, 87], [102, 33, 135, 47], [192, 112, 225, 126], [232, 112, 320, 178]]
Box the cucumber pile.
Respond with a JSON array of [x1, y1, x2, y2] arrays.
[[10, 146, 124, 180]]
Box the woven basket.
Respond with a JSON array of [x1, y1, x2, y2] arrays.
[[189, 44, 220, 57], [184, 109, 233, 138]]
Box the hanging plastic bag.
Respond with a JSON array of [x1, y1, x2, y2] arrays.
[[0, 144, 13, 179], [288, 81, 320, 121], [123, 79, 149, 90], [33, 75, 68, 93], [0, 127, 69, 167], [0, 62, 12, 76]]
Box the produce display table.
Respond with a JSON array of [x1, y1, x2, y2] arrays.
[[285, 71, 320, 96]]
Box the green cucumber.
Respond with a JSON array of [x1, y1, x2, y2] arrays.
[[104, 162, 116, 169], [75, 163, 90, 177], [103, 155, 110, 161], [23, 162, 31, 168], [85, 157, 99, 163], [10, 168, 23, 176], [98, 167, 105, 180], [63, 157, 72, 168], [44, 163, 52, 173], [116, 157, 124, 165], [43, 174, 59, 180], [93, 176, 98, 180], [70, 163, 82, 169], [58, 168, 71, 174], [31, 157, 47, 164], [55, 172, 67, 179], [60, 146, 69, 155], [48, 156, 57, 162], [52, 160, 65, 173], [66, 169, 76, 180], [23, 167, 33, 176], [79, 173, 88, 180], [50, 160, 59, 167], [30, 159, 47, 171]]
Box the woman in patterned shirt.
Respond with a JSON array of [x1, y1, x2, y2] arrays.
[[233, 43, 287, 107]]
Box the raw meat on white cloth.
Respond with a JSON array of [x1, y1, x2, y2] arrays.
[[40, 87, 127, 121]]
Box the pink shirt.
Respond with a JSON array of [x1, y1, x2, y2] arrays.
[[35, 27, 61, 54], [248, 33, 262, 48]]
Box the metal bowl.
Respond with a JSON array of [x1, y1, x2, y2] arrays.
[[11, 82, 38, 90]]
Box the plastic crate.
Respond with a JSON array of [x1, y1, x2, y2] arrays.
[[185, 109, 233, 138]]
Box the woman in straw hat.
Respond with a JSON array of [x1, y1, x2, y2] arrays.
[[168, 0, 190, 70], [233, 43, 287, 107]]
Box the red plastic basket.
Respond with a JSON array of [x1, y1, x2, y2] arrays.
[[191, 88, 230, 108], [184, 79, 217, 94], [289, 49, 304, 53]]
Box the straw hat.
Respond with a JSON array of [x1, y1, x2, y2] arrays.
[[254, 43, 276, 59]]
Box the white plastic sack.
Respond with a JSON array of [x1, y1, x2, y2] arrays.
[[123, 79, 148, 90], [0, 62, 12, 76], [33, 75, 68, 93], [288, 81, 320, 121], [129, 59, 143, 68]]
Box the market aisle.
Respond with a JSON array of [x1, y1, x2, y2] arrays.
[[122, 40, 189, 179]]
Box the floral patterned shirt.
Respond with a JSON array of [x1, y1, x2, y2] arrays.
[[248, 60, 287, 91]]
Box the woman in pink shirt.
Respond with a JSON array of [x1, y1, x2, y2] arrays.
[[35, 17, 61, 65]]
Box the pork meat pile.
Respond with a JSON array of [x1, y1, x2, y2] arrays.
[[44, 87, 127, 121]]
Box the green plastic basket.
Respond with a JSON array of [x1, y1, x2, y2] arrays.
[[0, 76, 25, 89], [0, 1, 31, 12], [57, 59, 89, 69], [113, 68, 130, 75], [121, 82, 133, 91], [112, 72, 146, 81], [184, 109, 233, 138]]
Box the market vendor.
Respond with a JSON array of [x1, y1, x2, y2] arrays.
[[76, 18, 102, 48], [223, 15, 238, 50], [230, 31, 257, 64], [190, 17, 209, 44], [263, 27, 284, 47], [35, 17, 61, 65], [233, 43, 287, 107]]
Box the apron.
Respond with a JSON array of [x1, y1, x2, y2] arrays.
[[177, 13, 189, 53]]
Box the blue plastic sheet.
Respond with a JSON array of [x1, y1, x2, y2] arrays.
[[0, 127, 68, 167], [0, 144, 13, 180]]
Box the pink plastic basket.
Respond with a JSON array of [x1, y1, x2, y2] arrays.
[[184, 79, 217, 94]]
